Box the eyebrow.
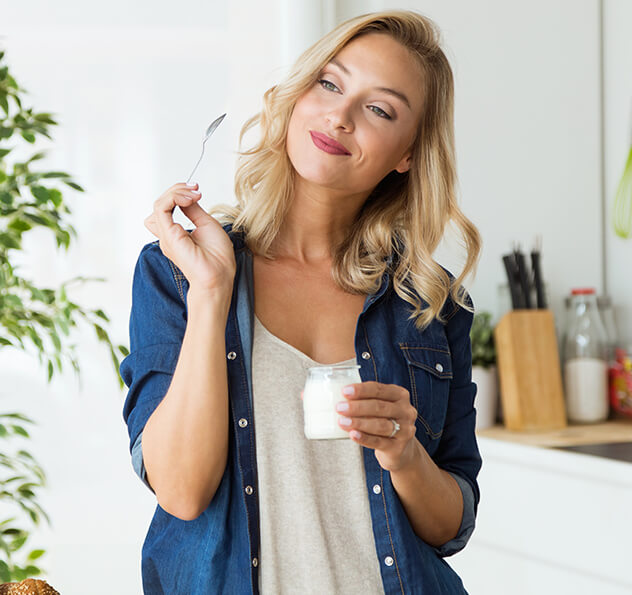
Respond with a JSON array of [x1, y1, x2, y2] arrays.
[[329, 58, 412, 110]]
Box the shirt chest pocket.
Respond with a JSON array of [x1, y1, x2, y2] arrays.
[[399, 345, 453, 441]]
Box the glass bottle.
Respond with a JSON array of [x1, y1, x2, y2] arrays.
[[563, 288, 609, 423], [597, 294, 618, 364]]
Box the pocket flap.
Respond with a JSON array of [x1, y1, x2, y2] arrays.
[[400, 345, 453, 379]]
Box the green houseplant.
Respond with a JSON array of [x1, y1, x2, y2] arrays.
[[0, 49, 128, 582], [470, 311, 496, 369], [470, 311, 498, 430]]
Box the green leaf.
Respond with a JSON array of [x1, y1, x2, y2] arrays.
[[0, 425, 7, 438], [27, 549, 45, 561], [0, 148, 11, 158], [0, 94, 8, 117], [64, 180, 84, 192], [24, 564, 42, 576], [8, 218, 32, 233], [0, 171, 7, 184], [118, 344, 130, 356], [94, 309, 110, 322], [33, 113, 57, 125], [94, 324, 108, 342], [0, 559, 10, 582], [0, 191, 13, 205], [0, 127, 12, 138], [0, 231, 21, 249], [26, 151, 47, 163], [9, 534, 27, 552], [21, 131, 36, 143], [51, 331, 61, 351], [47, 360, 53, 381], [1, 413, 33, 423], [30, 185, 49, 204], [40, 171, 69, 179], [11, 426, 29, 438]]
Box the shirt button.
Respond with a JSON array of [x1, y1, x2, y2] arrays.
[[238, 418, 248, 428], [245, 485, 254, 495], [384, 556, 394, 567], [252, 557, 258, 567], [435, 362, 443, 373], [227, 351, 237, 360], [361, 351, 371, 360], [372, 484, 381, 495]]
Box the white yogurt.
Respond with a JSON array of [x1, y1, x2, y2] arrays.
[[303, 365, 361, 440]]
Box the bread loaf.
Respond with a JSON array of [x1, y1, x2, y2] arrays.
[[0, 579, 60, 594]]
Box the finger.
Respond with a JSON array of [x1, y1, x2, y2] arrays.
[[179, 199, 215, 228], [338, 415, 405, 439], [341, 381, 409, 403], [144, 214, 158, 236], [335, 398, 399, 419], [348, 429, 390, 448], [170, 182, 199, 191], [154, 193, 200, 238]]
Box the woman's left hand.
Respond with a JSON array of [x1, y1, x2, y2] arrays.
[[336, 381, 419, 472]]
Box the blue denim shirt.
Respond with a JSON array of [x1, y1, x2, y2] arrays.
[[121, 224, 482, 595]]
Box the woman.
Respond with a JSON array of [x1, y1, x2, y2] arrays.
[[121, 9, 482, 595]]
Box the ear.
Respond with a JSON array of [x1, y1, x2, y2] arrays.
[[394, 152, 412, 174]]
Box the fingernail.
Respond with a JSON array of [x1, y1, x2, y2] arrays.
[[186, 182, 198, 187], [342, 386, 354, 396], [336, 401, 349, 412], [339, 416, 352, 426], [192, 190, 201, 195]]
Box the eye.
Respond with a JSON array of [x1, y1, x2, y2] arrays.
[[368, 105, 392, 120], [318, 79, 340, 93]]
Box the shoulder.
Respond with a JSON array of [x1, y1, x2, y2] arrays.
[[436, 264, 474, 323]]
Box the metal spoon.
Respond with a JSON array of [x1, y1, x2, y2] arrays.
[[186, 113, 227, 184]]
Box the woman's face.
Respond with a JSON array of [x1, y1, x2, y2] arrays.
[[286, 33, 425, 197]]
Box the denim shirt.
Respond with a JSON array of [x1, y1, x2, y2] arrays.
[[121, 224, 482, 595]]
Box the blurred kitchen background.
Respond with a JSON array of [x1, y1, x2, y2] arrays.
[[1, 0, 631, 593]]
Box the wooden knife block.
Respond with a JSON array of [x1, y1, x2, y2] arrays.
[[493, 310, 567, 431]]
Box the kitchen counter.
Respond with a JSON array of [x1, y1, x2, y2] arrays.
[[477, 418, 632, 467], [450, 419, 632, 595], [476, 417, 632, 447]]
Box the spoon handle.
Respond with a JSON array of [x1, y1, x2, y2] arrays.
[[185, 113, 226, 184], [186, 145, 206, 184]]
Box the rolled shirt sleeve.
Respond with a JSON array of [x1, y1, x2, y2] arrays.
[[431, 291, 482, 557], [120, 242, 188, 490]]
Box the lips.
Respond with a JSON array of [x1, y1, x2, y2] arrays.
[[309, 131, 351, 156]]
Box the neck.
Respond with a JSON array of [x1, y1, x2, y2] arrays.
[[271, 177, 370, 265]]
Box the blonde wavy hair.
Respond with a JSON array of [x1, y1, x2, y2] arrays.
[[208, 9, 481, 330]]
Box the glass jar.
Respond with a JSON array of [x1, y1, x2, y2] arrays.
[[562, 288, 609, 423], [303, 364, 361, 439]]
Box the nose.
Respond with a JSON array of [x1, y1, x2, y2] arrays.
[[325, 102, 354, 132]]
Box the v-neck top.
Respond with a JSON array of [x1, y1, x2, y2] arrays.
[[252, 314, 385, 594]]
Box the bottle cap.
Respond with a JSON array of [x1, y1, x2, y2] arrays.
[[571, 288, 596, 295]]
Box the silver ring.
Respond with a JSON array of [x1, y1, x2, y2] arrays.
[[388, 418, 401, 438]]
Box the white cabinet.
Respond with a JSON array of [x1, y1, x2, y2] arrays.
[[449, 436, 632, 595]]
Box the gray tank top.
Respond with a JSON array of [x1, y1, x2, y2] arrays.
[[252, 314, 385, 594]]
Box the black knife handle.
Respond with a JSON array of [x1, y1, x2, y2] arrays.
[[515, 251, 533, 309], [531, 251, 547, 308], [503, 254, 524, 309]]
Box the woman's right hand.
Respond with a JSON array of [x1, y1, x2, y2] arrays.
[[144, 182, 237, 294]]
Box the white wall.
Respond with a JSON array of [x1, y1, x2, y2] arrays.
[[1, 1, 630, 593], [340, 0, 604, 334], [604, 0, 632, 347]]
